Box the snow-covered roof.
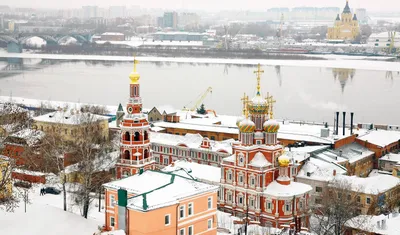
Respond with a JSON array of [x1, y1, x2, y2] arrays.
[[162, 160, 221, 184], [345, 212, 400, 235], [150, 126, 165, 132], [380, 153, 400, 164], [103, 170, 218, 211], [33, 111, 109, 125], [249, 152, 272, 167], [331, 175, 400, 195], [153, 105, 177, 115], [297, 157, 347, 181], [264, 181, 312, 197], [64, 151, 119, 174], [357, 130, 400, 147], [331, 142, 374, 164], [101, 32, 124, 36], [369, 31, 400, 39], [8, 128, 45, 146], [153, 121, 239, 134], [150, 132, 234, 154], [0, 203, 100, 235]]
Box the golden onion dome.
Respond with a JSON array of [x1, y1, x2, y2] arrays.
[[263, 119, 280, 133], [129, 71, 140, 84], [278, 154, 290, 167], [236, 116, 245, 127], [238, 118, 256, 133], [248, 95, 269, 115]]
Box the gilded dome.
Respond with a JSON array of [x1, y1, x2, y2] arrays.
[[236, 116, 245, 127], [239, 118, 256, 133], [263, 119, 280, 133], [248, 95, 269, 115], [278, 154, 290, 167], [129, 71, 140, 84]]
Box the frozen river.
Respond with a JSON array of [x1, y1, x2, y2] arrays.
[[0, 57, 399, 125]]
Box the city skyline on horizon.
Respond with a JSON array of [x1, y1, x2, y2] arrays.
[[2, 0, 400, 12]]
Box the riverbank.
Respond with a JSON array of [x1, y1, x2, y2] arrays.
[[1, 51, 400, 72]]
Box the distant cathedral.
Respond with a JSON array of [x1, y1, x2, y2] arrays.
[[327, 0, 360, 41]]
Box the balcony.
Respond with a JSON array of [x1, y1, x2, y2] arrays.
[[119, 157, 154, 165]]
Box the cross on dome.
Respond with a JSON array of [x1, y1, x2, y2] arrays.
[[240, 92, 249, 116], [253, 63, 264, 96], [129, 56, 140, 84]]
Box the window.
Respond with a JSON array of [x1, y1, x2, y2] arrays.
[[109, 195, 115, 207], [315, 198, 322, 204], [188, 225, 194, 235], [238, 196, 243, 205], [285, 204, 291, 212], [188, 203, 193, 216], [207, 218, 213, 229], [375, 43, 379, 46], [163, 157, 169, 165], [366, 197, 371, 204], [165, 214, 170, 225], [180, 205, 185, 218], [227, 192, 232, 202], [179, 228, 185, 235], [315, 186, 322, 193], [208, 197, 212, 209], [110, 216, 115, 227], [227, 172, 232, 182], [250, 176, 255, 186], [249, 198, 254, 208], [267, 201, 272, 210], [256, 140, 262, 145], [299, 201, 303, 209], [238, 175, 244, 184], [163, 147, 169, 154]]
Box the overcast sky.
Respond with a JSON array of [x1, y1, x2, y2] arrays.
[[4, 0, 400, 12]]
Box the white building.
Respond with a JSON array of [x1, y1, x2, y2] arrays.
[[367, 32, 400, 48]]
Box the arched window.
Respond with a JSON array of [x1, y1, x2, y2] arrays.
[[134, 86, 137, 96], [134, 132, 140, 141], [150, 117, 153, 122], [144, 149, 149, 159], [144, 131, 148, 140], [124, 150, 130, 160], [124, 132, 130, 141]]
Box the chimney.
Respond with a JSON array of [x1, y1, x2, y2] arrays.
[[343, 112, 346, 136], [350, 112, 354, 135], [333, 169, 336, 176], [335, 112, 340, 135]]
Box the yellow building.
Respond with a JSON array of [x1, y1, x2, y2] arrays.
[[0, 155, 12, 199], [32, 111, 110, 142], [327, 0, 360, 41]]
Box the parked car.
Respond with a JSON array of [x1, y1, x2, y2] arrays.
[[44, 187, 61, 195]]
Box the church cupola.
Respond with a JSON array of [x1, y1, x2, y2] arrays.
[[335, 14, 340, 21], [239, 118, 255, 146], [343, 0, 351, 13], [276, 154, 291, 185], [263, 119, 280, 145], [352, 13, 358, 21]]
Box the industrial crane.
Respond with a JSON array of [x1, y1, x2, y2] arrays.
[[182, 87, 212, 112], [388, 31, 397, 55], [277, 13, 285, 48]]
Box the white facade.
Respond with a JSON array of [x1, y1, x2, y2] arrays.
[[367, 32, 400, 48]]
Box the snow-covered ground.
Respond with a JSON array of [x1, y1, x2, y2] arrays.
[[0, 183, 105, 235], [1, 52, 400, 72]]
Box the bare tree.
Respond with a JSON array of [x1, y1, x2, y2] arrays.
[[311, 178, 374, 235], [65, 113, 113, 219], [0, 157, 19, 211]]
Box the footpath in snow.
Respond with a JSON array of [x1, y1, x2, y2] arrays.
[[0, 51, 400, 72]]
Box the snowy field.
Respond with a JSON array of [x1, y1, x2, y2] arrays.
[[0, 183, 104, 235], [1, 51, 400, 72]]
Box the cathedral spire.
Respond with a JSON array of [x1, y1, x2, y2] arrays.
[[343, 0, 351, 13]]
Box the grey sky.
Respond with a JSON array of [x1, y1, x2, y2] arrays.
[[4, 0, 399, 12]]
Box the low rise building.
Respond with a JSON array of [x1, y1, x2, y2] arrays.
[[356, 130, 400, 166], [379, 153, 400, 173], [100, 32, 125, 41], [103, 170, 218, 235], [32, 111, 110, 142], [367, 31, 400, 49], [330, 174, 400, 215], [150, 132, 233, 167], [1, 129, 44, 167], [345, 212, 400, 235]]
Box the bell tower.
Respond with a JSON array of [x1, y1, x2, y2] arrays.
[[116, 58, 155, 179]]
